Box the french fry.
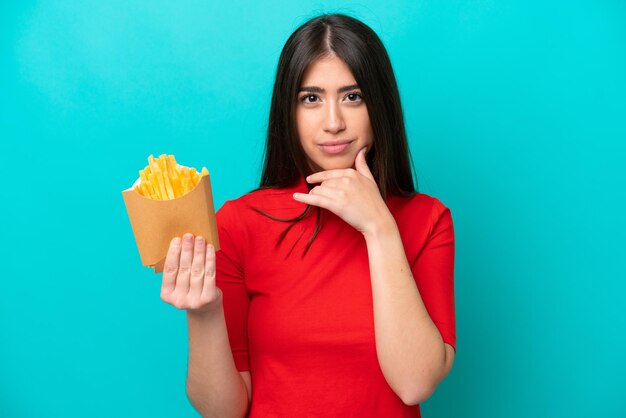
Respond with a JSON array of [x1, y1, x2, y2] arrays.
[[144, 181, 157, 200], [171, 174, 182, 198], [133, 154, 210, 200], [148, 155, 158, 175], [149, 172, 163, 200], [189, 168, 198, 187], [182, 166, 191, 186], [139, 169, 149, 184], [163, 174, 175, 200], [158, 154, 168, 172], [167, 155, 178, 176]]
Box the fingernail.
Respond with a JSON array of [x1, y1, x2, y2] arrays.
[[172, 237, 181, 246], [184, 234, 193, 243], [195, 236, 204, 244], [207, 244, 214, 252]]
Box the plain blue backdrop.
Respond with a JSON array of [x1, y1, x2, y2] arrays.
[[1, 1, 624, 417]]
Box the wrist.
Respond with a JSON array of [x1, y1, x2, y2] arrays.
[[186, 301, 224, 321], [363, 213, 397, 242]]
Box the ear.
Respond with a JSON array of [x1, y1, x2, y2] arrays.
[[354, 147, 374, 181]]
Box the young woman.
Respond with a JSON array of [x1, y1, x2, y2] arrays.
[[161, 13, 456, 418]]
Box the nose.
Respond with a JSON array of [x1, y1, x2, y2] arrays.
[[323, 101, 346, 134]]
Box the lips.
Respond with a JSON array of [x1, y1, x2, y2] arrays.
[[318, 140, 354, 155], [319, 139, 353, 146]]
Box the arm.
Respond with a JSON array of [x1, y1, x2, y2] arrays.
[[293, 150, 456, 405], [186, 305, 251, 418], [185, 200, 252, 417], [364, 211, 455, 405]]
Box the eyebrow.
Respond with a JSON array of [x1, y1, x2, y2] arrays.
[[298, 84, 360, 94]]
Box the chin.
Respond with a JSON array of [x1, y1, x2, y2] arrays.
[[313, 157, 354, 171], [315, 161, 352, 171]]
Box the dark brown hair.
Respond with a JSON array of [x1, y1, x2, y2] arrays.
[[249, 13, 418, 257]]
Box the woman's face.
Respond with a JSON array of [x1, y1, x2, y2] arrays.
[[296, 54, 374, 173]]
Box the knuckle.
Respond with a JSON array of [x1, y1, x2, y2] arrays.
[[191, 266, 205, 276], [205, 268, 216, 280], [178, 265, 191, 274], [199, 294, 216, 308], [190, 298, 210, 311], [173, 295, 187, 310], [163, 264, 179, 275]]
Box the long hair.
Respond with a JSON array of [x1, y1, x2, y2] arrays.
[[250, 13, 418, 257]]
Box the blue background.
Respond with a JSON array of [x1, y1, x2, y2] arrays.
[[1, 1, 624, 417]]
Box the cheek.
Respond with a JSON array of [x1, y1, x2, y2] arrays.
[[296, 116, 319, 151], [358, 113, 374, 143], [296, 112, 311, 135], [366, 124, 374, 145]]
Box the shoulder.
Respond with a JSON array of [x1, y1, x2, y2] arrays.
[[389, 192, 455, 262], [388, 192, 452, 225]]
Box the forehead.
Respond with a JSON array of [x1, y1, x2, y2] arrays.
[[300, 55, 357, 85]]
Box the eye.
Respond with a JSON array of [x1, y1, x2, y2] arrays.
[[346, 92, 363, 102], [300, 94, 319, 104]]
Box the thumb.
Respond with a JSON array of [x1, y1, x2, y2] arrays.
[[355, 147, 374, 180]]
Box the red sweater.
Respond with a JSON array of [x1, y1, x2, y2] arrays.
[[215, 175, 456, 417]]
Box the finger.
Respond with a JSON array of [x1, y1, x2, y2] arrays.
[[293, 190, 335, 210], [318, 176, 351, 190], [309, 184, 345, 200], [202, 243, 217, 299], [161, 236, 182, 295], [188, 236, 206, 296], [177, 233, 195, 294], [306, 168, 352, 184], [354, 147, 374, 181]]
